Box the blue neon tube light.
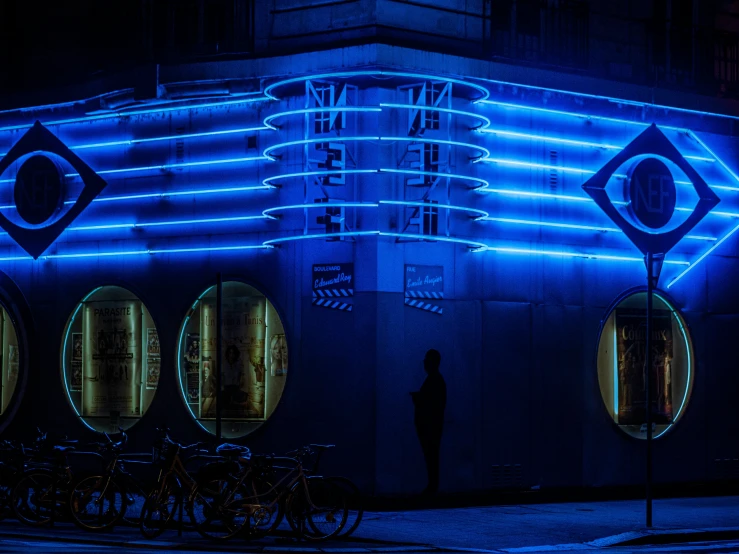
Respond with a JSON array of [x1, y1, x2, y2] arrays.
[[379, 200, 489, 220], [379, 103, 491, 130], [481, 216, 716, 241], [263, 107, 382, 130], [67, 215, 268, 232], [264, 71, 490, 101], [0, 125, 272, 157], [0, 243, 272, 262], [478, 186, 739, 219], [262, 202, 378, 220], [484, 246, 689, 265], [0, 185, 272, 210], [0, 95, 271, 133], [477, 76, 739, 121], [263, 136, 489, 161], [0, 155, 270, 183], [479, 128, 714, 163], [667, 221, 739, 288]]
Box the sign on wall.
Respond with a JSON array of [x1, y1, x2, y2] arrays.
[[404, 264, 444, 315], [312, 263, 354, 312]]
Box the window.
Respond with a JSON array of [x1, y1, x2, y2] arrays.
[[177, 281, 287, 438], [596, 291, 694, 439], [61, 286, 160, 433]]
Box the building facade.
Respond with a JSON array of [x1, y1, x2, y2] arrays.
[[0, 0, 738, 496]]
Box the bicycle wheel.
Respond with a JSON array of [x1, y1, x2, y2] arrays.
[[326, 476, 363, 537], [139, 487, 178, 538], [237, 475, 283, 540], [189, 478, 249, 541], [11, 470, 57, 526], [69, 475, 125, 531], [287, 478, 347, 541]]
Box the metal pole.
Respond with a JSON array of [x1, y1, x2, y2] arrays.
[[646, 252, 653, 528], [216, 273, 223, 442]]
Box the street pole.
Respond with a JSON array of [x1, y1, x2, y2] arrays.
[[645, 252, 653, 528], [216, 273, 223, 441]]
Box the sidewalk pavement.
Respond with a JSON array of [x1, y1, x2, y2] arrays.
[[1, 495, 739, 552]]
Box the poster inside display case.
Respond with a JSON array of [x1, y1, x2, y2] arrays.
[[178, 281, 288, 439], [597, 291, 692, 439], [61, 286, 159, 432], [0, 307, 19, 416]]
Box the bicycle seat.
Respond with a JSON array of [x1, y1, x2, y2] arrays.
[[215, 443, 251, 458], [309, 444, 335, 450]]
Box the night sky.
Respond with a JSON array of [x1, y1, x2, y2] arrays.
[[0, 1, 143, 100]]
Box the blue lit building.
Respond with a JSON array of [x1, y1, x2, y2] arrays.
[[0, 0, 738, 496]]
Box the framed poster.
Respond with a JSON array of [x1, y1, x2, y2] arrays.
[[83, 301, 142, 417], [616, 308, 674, 425], [70, 333, 82, 391], [146, 357, 160, 390], [146, 328, 160, 356]]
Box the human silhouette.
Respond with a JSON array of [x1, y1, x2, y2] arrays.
[[410, 349, 446, 495]]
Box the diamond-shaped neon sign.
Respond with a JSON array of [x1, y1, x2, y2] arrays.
[[0, 121, 108, 259], [582, 124, 720, 258]]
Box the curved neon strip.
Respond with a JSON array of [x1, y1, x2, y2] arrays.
[[484, 246, 689, 265], [613, 325, 619, 420], [263, 136, 489, 162], [379, 168, 489, 189], [262, 168, 489, 189], [667, 221, 739, 288], [263, 231, 380, 246], [263, 107, 382, 130], [381, 231, 488, 252], [177, 284, 219, 434], [482, 216, 716, 241], [67, 215, 268, 232], [379, 200, 489, 220], [379, 103, 491, 130], [264, 71, 490, 102], [262, 202, 378, 220], [61, 286, 103, 431], [0, 95, 271, 133], [0, 155, 271, 184], [652, 293, 693, 439]]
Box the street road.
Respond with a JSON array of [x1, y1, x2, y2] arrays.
[[3, 536, 739, 553]]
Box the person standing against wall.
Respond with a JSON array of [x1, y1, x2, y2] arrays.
[[410, 349, 446, 495]]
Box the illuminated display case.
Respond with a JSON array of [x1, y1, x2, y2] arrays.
[[61, 286, 159, 433], [597, 291, 694, 439], [0, 304, 18, 416], [177, 281, 287, 438]]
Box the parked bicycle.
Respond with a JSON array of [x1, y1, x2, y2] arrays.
[[138, 428, 210, 538], [286, 444, 364, 538], [10, 431, 80, 526], [188, 444, 349, 542], [68, 429, 148, 531]]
